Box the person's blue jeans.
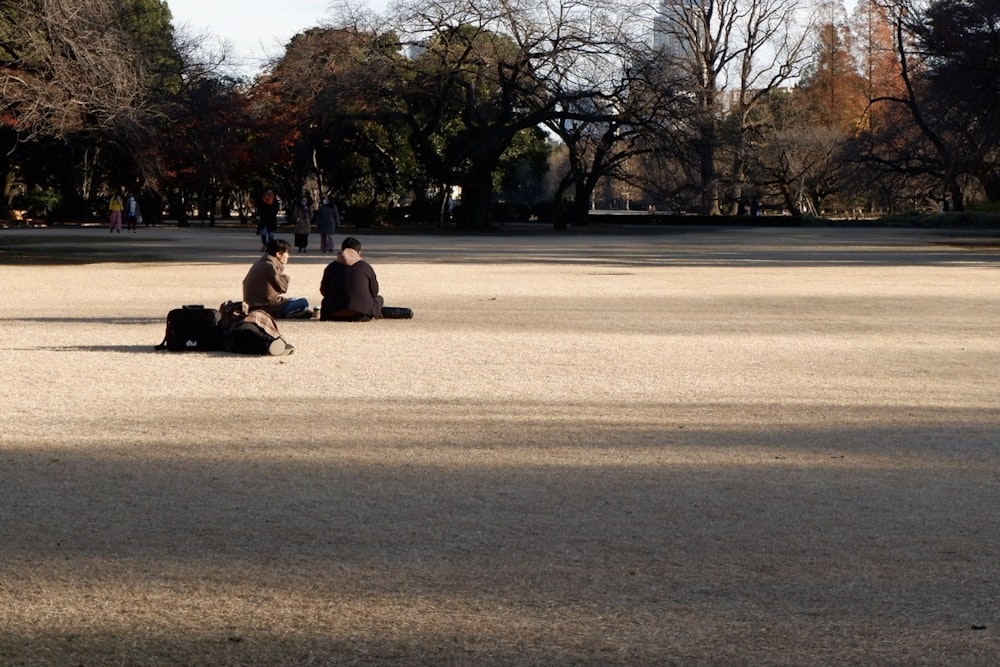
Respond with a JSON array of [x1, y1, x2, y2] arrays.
[[280, 298, 310, 317]]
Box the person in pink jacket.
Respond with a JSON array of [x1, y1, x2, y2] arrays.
[[108, 192, 124, 233]]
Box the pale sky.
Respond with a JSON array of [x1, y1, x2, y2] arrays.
[[167, 0, 861, 76], [166, 0, 387, 75]]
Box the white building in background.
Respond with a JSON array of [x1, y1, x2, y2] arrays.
[[652, 0, 702, 57]]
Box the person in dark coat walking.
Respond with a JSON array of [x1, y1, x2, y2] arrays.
[[317, 196, 340, 252], [293, 195, 312, 252], [256, 189, 280, 249]]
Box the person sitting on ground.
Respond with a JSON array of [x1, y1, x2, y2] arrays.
[[319, 236, 412, 321], [243, 238, 313, 319]]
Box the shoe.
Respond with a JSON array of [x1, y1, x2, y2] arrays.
[[381, 306, 414, 319], [268, 338, 294, 356], [287, 307, 314, 319]]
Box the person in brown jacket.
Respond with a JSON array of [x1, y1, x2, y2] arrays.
[[242, 239, 313, 318]]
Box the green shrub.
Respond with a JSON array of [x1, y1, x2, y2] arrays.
[[13, 189, 62, 218]]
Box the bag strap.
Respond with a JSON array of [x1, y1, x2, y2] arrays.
[[154, 319, 171, 350]]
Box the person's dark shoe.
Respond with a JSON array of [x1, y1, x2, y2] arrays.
[[381, 307, 413, 319]]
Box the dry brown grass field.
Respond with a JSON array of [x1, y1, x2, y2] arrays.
[[1, 224, 999, 666]]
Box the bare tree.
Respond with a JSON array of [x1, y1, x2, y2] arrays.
[[649, 0, 810, 215], [850, 0, 962, 210], [0, 0, 152, 142], [859, 0, 1000, 210], [371, 0, 668, 228], [540, 1, 679, 225], [850, 0, 904, 109]]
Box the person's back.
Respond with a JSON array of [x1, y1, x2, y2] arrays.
[[256, 189, 280, 248], [317, 199, 338, 232], [258, 191, 279, 228], [320, 237, 382, 320], [317, 197, 339, 252]]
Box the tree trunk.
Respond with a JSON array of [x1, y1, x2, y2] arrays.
[[779, 183, 802, 217], [982, 172, 1000, 203], [1, 162, 13, 210], [456, 175, 493, 230], [572, 178, 594, 226], [82, 145, 100, 204], [551, 151, 586, 231], [699, 123, 720, 216], [946, 176, 964, 212], [551, 177, 572, 231]]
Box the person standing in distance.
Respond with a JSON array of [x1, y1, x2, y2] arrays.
[[108, 192, 124, 233], [317, 195, 340, 252], [124, 192, 140, 233], [293, 194, 313, 253], [256, 189, 280, 250]]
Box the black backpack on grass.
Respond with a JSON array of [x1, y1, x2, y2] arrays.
[[154, 305, 223, 352]]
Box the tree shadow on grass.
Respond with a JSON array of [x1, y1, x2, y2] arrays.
[[3, 226, 1000, 268], [2, 400, 999, 664], [29, 345, 173, 353], [25, 345, 263, 356], [0, 317, 163, 325]]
